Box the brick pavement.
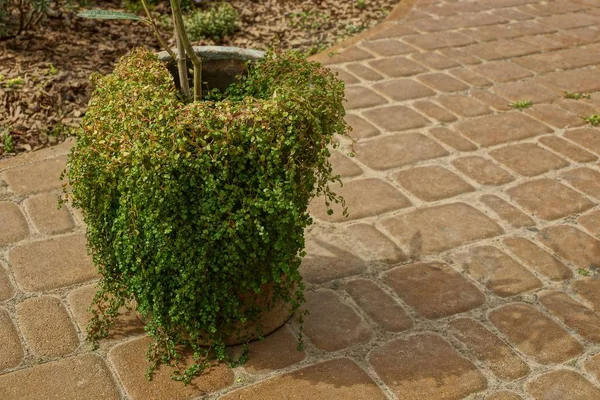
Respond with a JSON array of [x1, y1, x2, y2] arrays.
[[2, 0, 600, 398]]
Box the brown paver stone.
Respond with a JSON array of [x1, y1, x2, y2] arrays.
[[411, 52, 460, 70], [585, 353, 600, 380], [464, 24, 523, 42], [436, 95, 491, 118], [385, 262, 485, 319], [507, 179, 594, 220], [23, 193, 75, 235], [455, 112, 553, 147], [480, 195, 535, 228], [303, 290, 371, 351], [514, 47, 600, 73], [561, 167, 600, 200], [301, 232, 366, 284], [0, 354, 119, 400], [344, 223, 407, 266], [67, 283, 145, 341], [526, 370, 600, 400], [564, 128, 600, 156], [495, 81, 558, 103], [221, 358, 386, 400], [525, 104, 584, 128], [557, 98, 598, 118], [490, 304, 583, 364], [0, 202, 29, 246], [0, 263, 15, 301], [354, 132, 448, 170], [539, 290, 600, 343], [346, 278, 412, 332], [8, 234, 97, 292], [464, 39, 538, 60], [536, 68, 600, 94], [381, 203, 503, 255], [0, 139, 73, 172], [471, 89, 513, 111], [1, 156, 66, 196], [369, 56, 428, 77], [16, 296, 78, 357], [539, 225, 600, 269], [372, 79, 435, 101], [0, 308, 23, 371], [503, 237, 572, 281], [474, 60, 533, 83], [321, 47, 373, 64], [440, 47, 482, 65], [328, 67, 359, 85], [453, 157, 514, 186], [345, 86, 387, 110], [361, 39, 416, 56], [329, 150, 363, 178], [418, 73, 469, 92], [230, 326, 305, 374], [490, 143, 569, 176], [458, 246, 542, 297], [109, 336, 233, 400], [309, 178, 411, 222], [579, 210, 600, 238], [573, 278, 600, 311], [369, 333, 487, 400], [413, 100, 458, 123], [539, 12, 599, 30], [430, 128, 477, 151], [362, 105, 430, 132], [449, 318, 530, 381], [403, 31, 477, 50], [487, 392, 523, 400], [539, 136, 598, 163], [345, 113, 380, 139], [345, 63, 383, 81], [450, 68, 492, 87], [394, 165, 474, 201]]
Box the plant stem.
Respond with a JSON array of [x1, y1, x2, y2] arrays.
[[170, 0, 202, 101], [140, 0, 176, 60], [173, 24, 191, 101]]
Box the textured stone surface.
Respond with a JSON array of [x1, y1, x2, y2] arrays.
[[414, 100, 458, 123], [23, 193, 75, 235], [369, 334, 487, 400], [526, 370, 600, 400], [480, 195, 535, 228], [490, 143, 569, 176], [456, 112, 552, 147], [490, 304, 583, 364], [303, 290, 371, 351], [344, 114, 379, 139], [1, 156, 67, 195], [345, 86, 387, 110], [564, 128, 600, 155], [0, 354, 119, 400], [362, 105, 430, 132], [344, 224, 407, 266], [394, 165, 474, 201], [579, 210, 600, 238], [0, 308, 23, 371], [457, 246, 542, 297], [8, 234, 97, 292], [453, 157, 514, 186], [539, 290, 600, 343], [0, 263, 15, 302], [109, 336, 233, 400], [221, 358, 386, 400], [507, 179, 593, 221], [436, 95, 491, 118], [418, 73, 469, 92], [346, 279, 412, 332], [369, 56, 428, 77], [449, 318, 529, 381], [373, 79, 435, 101], [430, 128, 477, 151], [539, 136, 597, 163], [0, 202, 29, 246], [539, 225, 600, 270], [381, 203, 503, 255], [310, 178, 411, 222], [385, 262, 485, 319], [16, 296, 79, 357], [486, 392, 523, 400], [355, 132, 448, 170], [560, 167, 600, 200], [503, 237, 572, 281]]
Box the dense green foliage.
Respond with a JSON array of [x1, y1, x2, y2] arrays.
[[64, 47, 348, 382], [183, 2, 238, 41]]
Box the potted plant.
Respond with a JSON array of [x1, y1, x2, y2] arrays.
[[64, 0, 349, 383]]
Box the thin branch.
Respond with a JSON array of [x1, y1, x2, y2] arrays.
[[170, 0, 202, 101], [139, 0, 176, 60]]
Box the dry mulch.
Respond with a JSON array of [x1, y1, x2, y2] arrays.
[[0, 0, 397, 159]]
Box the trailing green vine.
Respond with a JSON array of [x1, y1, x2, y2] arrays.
[[63, 48, 349, 383]]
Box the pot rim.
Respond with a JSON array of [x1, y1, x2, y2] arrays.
[[157, 46, 265, 63]]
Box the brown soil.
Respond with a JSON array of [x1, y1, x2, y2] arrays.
[[0, 0, 397, 159]]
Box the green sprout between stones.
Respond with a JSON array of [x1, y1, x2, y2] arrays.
[[356, 0, 367, 9], [578, 268, 592, 277], [584, 114, 600, 126], [564, 91, 591, 100], [4, 77, 23, 88], [2, 130, 14, 153], [509, 100, 533, 110]]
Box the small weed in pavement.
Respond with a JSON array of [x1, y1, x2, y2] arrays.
[[564, 91, 591, 100], [509, 100, 533, 110], [584, 114, 600, 126]]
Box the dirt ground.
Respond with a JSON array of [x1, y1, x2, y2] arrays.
[[0, 0, 397, 158]]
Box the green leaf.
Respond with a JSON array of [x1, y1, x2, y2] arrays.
[[77, 9, 145, 22]]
